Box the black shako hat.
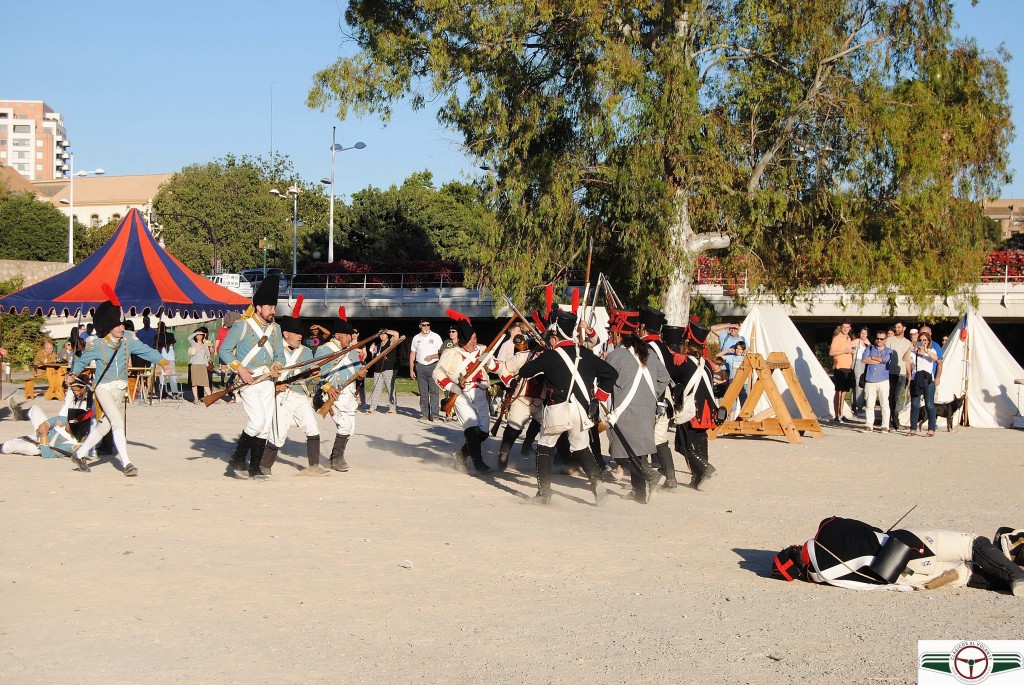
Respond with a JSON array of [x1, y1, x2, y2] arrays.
[[279, 295, 305, 335], [446, 308, 475, 346], [549, 309, 577, 339], [638, 305, 666, 334], [661, 325, 685, 346], [94, 300, 125, 338], [331, 306, 355, 336], [252, 274, 280, 306], [686, 318, 711, 345]]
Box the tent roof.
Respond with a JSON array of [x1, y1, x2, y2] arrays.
[[935, 311, 1023, 428], [738, 304, 836, 420], [0, 208, 249, 318]]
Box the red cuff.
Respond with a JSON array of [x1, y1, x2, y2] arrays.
[[438, 377, 452, 389], [594, 388, 610, 402], [501, 374, 515, 386]]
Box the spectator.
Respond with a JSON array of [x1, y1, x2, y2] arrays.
[[724, 340, 749, 408], [409, 320, 443, 422], [136, 315, 157, 349], [187, 327, 214, 405], [851, 326, 870, 414], [156, 322, 181, 400], [860, 329, 893, 431], [829, 322, 854, 423], [56, 341, 74, 365], [885, 322, 912, 430], [904, 329, 940, 436], [712, 322, 745, 357], [367, 329, 401, 414], [33, 340, 58, 375]]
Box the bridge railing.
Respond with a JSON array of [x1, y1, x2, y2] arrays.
[[290, 271, 467, 290]]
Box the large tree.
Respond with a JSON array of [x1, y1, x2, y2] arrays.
[[153, 155, 330, 275], [0, 192, 73, 262], [309, 0, 1012, 319]]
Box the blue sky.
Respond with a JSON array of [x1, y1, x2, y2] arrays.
[[6, 0, 1023, 199]]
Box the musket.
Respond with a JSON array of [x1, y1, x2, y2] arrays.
[[22, 435, 77, 459], [317, 335, 406, 417], [442, 317, 519, 417], [578, 238, 593, 336], [204, 332, 378, 407], [886, 504, 918, 533]]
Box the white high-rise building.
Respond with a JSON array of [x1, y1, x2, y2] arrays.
[[0, 99, 70, 181]]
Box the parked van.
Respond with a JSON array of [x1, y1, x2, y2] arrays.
[[240, 268, 287, 291], [208, 273, 254, 298]]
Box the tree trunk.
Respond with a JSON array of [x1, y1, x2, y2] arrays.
[[663, 190, 731, 325]]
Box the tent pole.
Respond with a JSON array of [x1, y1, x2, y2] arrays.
[[961, 324, 970, 427]]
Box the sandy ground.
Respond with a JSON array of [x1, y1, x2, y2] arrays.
[[0, 391, 1022, 685]]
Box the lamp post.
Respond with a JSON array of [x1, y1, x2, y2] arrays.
[[269, 185, 303, 280], [320, 127, 366, 264], [60, 153, 105, 264]]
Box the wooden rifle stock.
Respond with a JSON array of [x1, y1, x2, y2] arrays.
[[317, 335, 405, 417], [442, 317, 519, 417]]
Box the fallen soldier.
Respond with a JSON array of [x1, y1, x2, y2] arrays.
[[771, 515, 1024, 596], [2, 383, 94, 460]]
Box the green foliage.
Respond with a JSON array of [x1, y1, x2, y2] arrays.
[[0, 192, 71, 262], [309, 0, 1012, 315], [0, 276, 48, 370], [153, 154, 331, 275]]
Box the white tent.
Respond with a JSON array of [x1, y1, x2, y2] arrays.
[[935, 311, 1023, 428], [735, 305, 836, 420]]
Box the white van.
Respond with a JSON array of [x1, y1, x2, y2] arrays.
[[208, 273, 254, 298]]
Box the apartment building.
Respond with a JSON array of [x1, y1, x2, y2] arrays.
[[0, 100, 70, 181]]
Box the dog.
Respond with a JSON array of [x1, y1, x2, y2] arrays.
[[918, 394, 964, 432]]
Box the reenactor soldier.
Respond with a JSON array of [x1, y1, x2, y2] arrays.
[[219, 276, 286, 480], [314, 308, 366, 473], [637, 306, 682, 490]]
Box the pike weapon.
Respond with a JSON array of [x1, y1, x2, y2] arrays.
[[317, 335, 406, 417], [442, 317, 519, 417]]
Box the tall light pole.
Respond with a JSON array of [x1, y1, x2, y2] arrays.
[[60, 152, 105, 264], [320, 128, 366, 263], [270, 186, 302, 279]]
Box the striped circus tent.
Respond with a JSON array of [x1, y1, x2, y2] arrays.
[[0, 208, 249, 318]]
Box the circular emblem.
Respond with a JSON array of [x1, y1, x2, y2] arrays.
[[952, 641, 993, 683]]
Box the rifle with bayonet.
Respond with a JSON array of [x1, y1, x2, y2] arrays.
[[316, 334, 406, 417], [442, 317, 518, 417]]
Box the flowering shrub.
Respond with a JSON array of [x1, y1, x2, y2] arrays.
[[981, 250, 1024, 281]]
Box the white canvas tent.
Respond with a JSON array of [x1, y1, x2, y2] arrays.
[[736, 305, 836, 420], [934, 311, 1023, 428]]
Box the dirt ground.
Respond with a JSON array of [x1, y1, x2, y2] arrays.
[[1, 391, 1021, 685]]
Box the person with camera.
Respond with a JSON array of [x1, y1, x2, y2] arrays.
[[903, 329, 942, 436]]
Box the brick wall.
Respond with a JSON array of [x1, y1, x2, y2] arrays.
[[0, 259, 72, 287]]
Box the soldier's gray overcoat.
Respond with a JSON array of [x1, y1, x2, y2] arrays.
[[605, 344, 671, 459]]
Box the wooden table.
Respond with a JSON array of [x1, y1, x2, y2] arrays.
[[37, 363, 67, 402]]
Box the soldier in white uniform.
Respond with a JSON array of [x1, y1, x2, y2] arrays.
[[313, 309, 366, 472]]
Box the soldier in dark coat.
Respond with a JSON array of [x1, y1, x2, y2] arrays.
[[637, 306, 683, 489], [672, 320, 719, 490], [517, 310, 617, 505]]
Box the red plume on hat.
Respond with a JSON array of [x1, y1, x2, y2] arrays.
[[292, 295, 304, 318], [571, 288, 580, 315], [446, 308, 471, 323], [338, 306, 347, 321], [101, 283, 120, 308], [545, 284, 554, 317], [690, 315, 700, 323]]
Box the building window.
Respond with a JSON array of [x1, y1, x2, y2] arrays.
[[36, 164, 43, 171], [0, 124, 6, 132], [12, 124, 30, 133], [14, 151, 28, 159], [12, 138, 30, 147], [36, 151, 43, 159], [36, 139, 43, 147], [112, 214, 122, 223], [90, 214, 101, 228]]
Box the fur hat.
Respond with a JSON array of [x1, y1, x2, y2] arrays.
[[549, 309, 578, 339], [638, 305, 666, 334], [93, 285, 125, 338], [608, 308, 640, 336], [330, 305, 354, 336], [447, 308, 475, 346], [252, 274, 280, 306]]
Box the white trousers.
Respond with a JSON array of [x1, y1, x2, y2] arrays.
[[864, 379, 890, 428], [76, 381, 126, 466], [329, 386, 359, 437], [506, 395, 544, 431], [270, 390, 320, 448], [239, 380, 277, 439], [901, 529, 976, 589], [453, 388, 489, 432], [538, 400, 592, 451]]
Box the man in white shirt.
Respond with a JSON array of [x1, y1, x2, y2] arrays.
[[409, 319, 443, 422], [885, 321, 912, 430]]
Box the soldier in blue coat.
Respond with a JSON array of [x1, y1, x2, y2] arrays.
[[218, 276, 286, 480], [313, 311, 366, 472], [67, 298, 171, 476]]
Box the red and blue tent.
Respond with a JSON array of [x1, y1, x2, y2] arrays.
[[0, 208, 250, 318]]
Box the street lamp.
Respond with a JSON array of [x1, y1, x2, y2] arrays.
[[320, 127, 366, 263], [270, 185, 303, 280], [59, 152, 105, 263]]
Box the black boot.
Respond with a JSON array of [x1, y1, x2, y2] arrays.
[[229, 432, 253, 476], [330, 435, 350, 472], [972, 536, 1024, 596], [532, 445, 553, 503], [260, 443, 279, 475], [248, 437, 268, 480], [302, 435, 329, 475], [497, 427, 522, 472], [452, 443, 469, 473], [520, 419, 541, 456], [656, 442, 679, 490], [469, 427, 492, 474], [573, 448, 607, 506]]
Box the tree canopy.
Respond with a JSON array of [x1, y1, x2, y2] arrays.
[[0, 191, 73, 262], [309, 0, 1013, 317]]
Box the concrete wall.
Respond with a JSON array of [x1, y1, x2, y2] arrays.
[[0, 259, 72, 287]]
